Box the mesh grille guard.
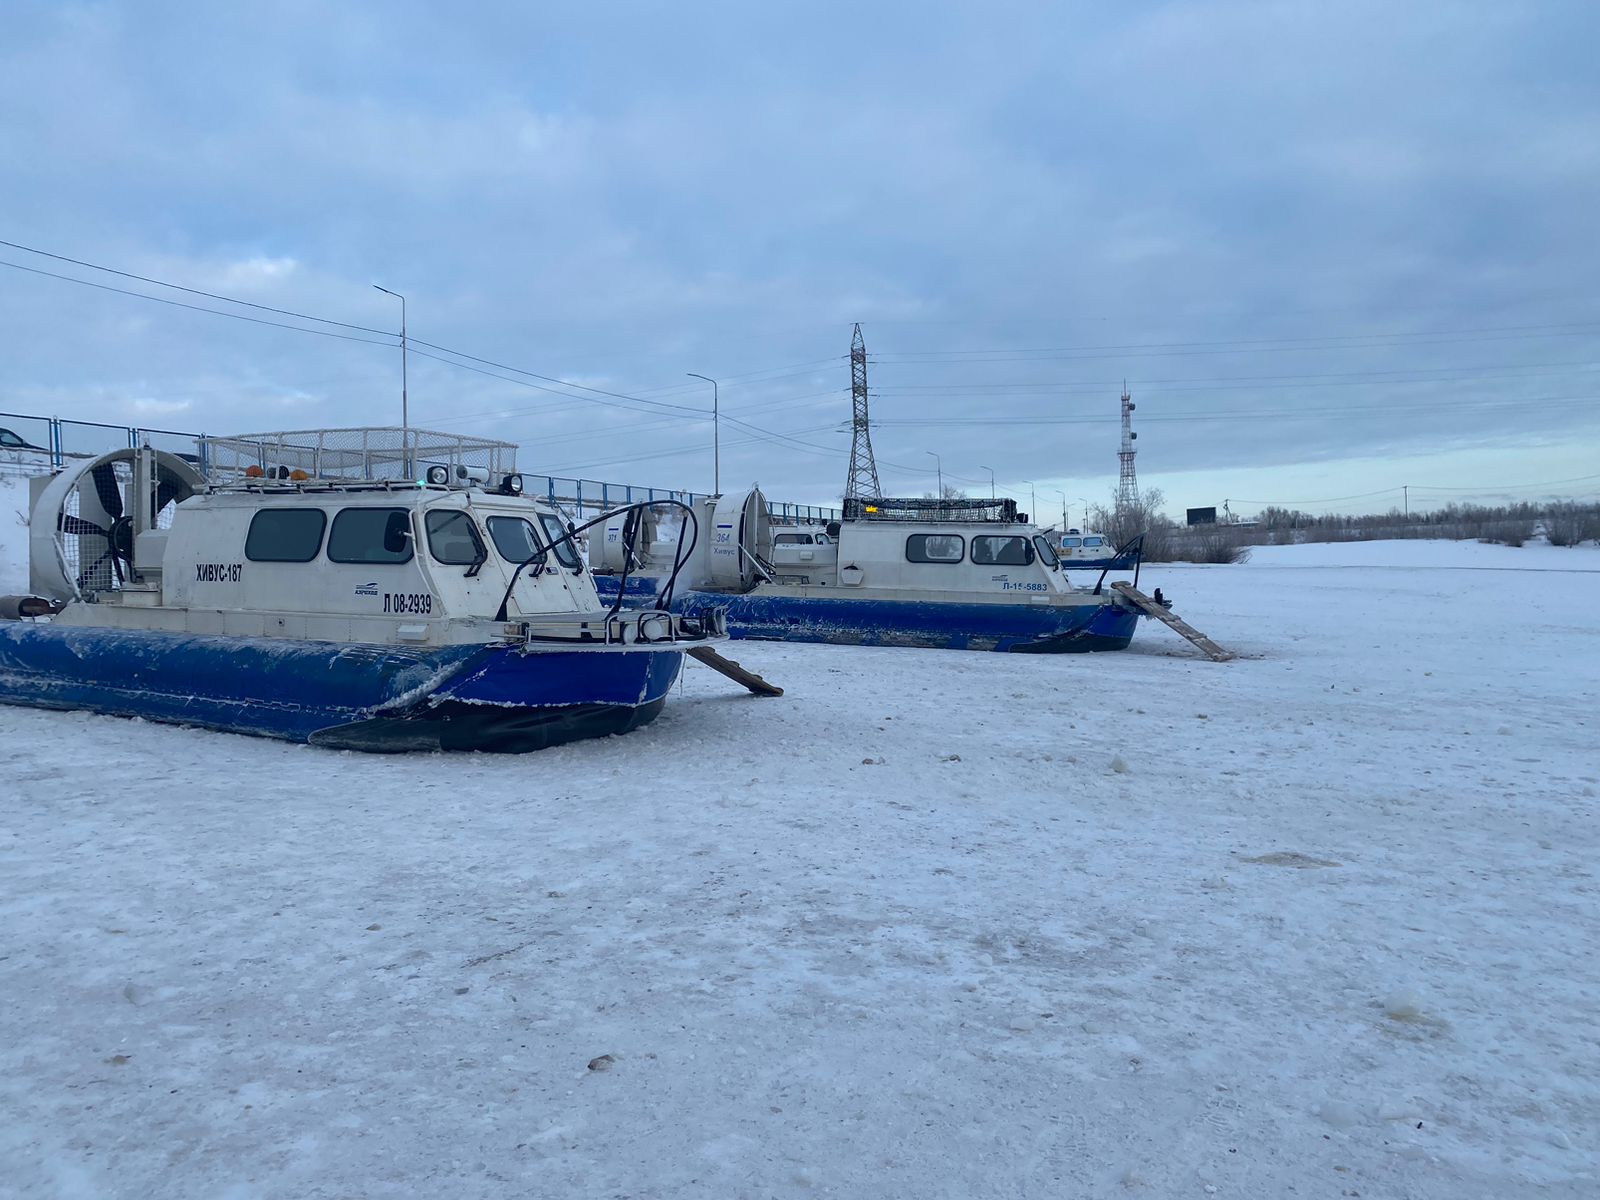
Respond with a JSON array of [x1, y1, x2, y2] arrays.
[[841, 496, 1020, 523]]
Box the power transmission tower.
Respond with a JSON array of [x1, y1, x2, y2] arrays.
[[844, 323, 883, 500], [1117, 386, 1139, 508]]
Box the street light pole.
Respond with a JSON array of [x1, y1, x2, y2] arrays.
[[1078, 498, 1090, 531], [926, 451, 943, 497], [1055, 489, 1068, 531], [373, 285, 409, 473], [686, 373, 720, 494], [979, 464, 995, 500], [1022, 479, 1037, 521]]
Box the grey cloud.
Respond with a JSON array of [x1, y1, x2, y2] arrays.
[[1, 1, 1596, 509]]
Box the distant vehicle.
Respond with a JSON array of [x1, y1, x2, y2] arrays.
[[0, 427, 48, 452], [1057, 529, 1119, 567], [769, 528, 833, 571]]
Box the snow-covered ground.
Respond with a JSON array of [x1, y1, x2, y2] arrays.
[[2, 537, 1597, 1198]]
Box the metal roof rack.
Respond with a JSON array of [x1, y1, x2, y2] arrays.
[[199, 427, 517, 484], [842, 496, 1020, 523]]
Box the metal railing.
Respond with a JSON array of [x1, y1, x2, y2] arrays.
[[0, 410, 841, 522]]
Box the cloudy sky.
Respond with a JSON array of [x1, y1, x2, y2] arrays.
[[2, 1, 1597, 517]]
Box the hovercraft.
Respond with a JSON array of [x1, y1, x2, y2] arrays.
[[592, 491, 1151, 653], [0, 428, 727, 751]]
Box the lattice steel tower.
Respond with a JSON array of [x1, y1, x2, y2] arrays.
[[844, 323, 883, 500], [1117, 387, 1139, 507]]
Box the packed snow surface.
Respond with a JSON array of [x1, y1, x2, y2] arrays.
[[2, 539, 1598, 1198]]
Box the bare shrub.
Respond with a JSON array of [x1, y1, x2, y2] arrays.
[[1544, 504, 1600, 547], [1480, 520, 1533, 547], [1090, 488, 1176, 561], [1171, 529, 1253, 564]]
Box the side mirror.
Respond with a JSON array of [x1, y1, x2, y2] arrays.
[[383, 512, 412, 554]]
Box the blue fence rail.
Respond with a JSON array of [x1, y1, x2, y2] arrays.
[[0, 411, 841, 523]]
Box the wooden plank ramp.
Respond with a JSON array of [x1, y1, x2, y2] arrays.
[[1111, 582, 1234, 662], [688, 645, 785, 696]]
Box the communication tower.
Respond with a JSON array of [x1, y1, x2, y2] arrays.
[[844, 323, 883, 501], [1117, 387, 1139, 508]]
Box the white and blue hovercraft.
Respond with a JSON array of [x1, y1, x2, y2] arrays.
[[592, 491, 1158, 653], [0, 428, 735, 752]]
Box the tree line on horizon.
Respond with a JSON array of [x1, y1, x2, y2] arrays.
[[1083, 491, 1600, 564]]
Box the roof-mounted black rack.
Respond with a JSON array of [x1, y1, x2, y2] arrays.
[[842, 496, 1020, 523]]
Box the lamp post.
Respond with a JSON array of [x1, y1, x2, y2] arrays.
[[1078, 498, 1091, 531], [373, 285, 409, 473], [686, 373, 720, 495], [979, 464, 995, 500], [1055, 489, 1068, 531], [1021, 479, 1037, 521], [926, 451, 943, 498]]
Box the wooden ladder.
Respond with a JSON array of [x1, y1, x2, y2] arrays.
[[1111, 582, 1234, 662], [688, 645, 785, 696]]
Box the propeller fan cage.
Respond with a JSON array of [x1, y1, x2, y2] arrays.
[[30, 448, 205, 602]]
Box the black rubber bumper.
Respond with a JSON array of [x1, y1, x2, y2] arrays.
[[308, 697, 669, 753]]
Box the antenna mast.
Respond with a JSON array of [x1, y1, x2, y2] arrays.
[[844, 323, 883, 501], [1117, 386, 1139, 508]]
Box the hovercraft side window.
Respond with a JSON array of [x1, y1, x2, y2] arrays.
[[774, 533, 815, 545], [539, 513, 582, 569], [1033, 536, 1060, 568], [245, 508, 327, 562], [906, 533, 965, 563], [328, 507, 415, 564], [971, 535, 1033, 566], [425, 510, 486, 566], [1061, 537, 1082, 548], [486, 516, 545, 565]]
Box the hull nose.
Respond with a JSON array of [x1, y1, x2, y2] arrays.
[[308, 695, 671, 753]]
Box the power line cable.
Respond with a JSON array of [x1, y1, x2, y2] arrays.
[[869, 320, 1600, 360], [1, 237, 714, 417], [432, 388, 844, 440], [873, 360, 1600, 394], [540, 423, 846, 476], [629, 357, 846, 396], [717, 414, 987, 485], [1228, 487, 1406, 505], [0, 259, 399, 348], [870, 392, 1600, 427], [1410, 472, 1600, 492], [405, 347, 710, 419], [0, 236, 393, 335], [407, 337, 707, 414], [870, 330, 1600, 366]]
